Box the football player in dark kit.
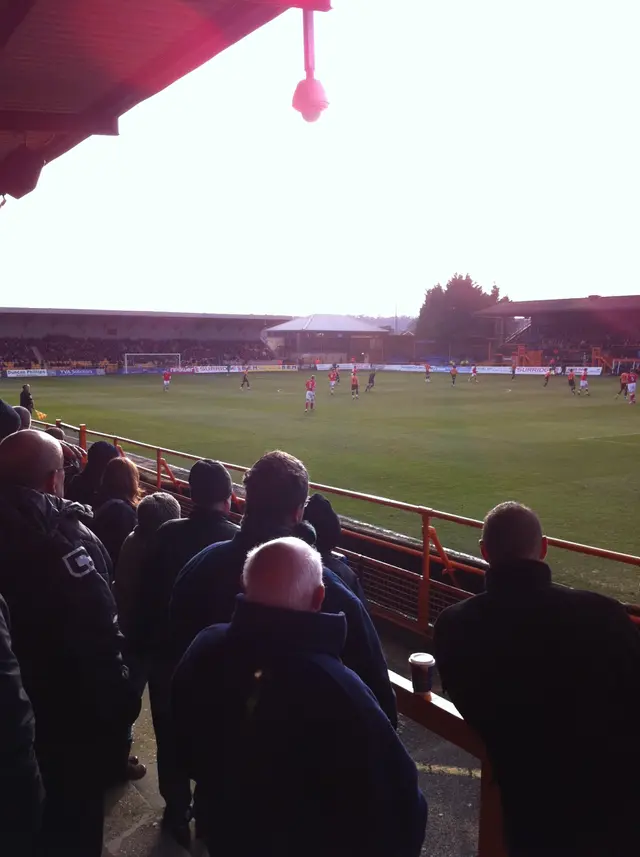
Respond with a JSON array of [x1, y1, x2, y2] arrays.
[[240, 367, 250, 390], [365, 369, 376, 392]]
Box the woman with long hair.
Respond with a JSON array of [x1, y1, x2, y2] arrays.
[[91, 457, 142, 568]]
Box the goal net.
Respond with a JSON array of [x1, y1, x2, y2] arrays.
[[123, 353, 181, 374]]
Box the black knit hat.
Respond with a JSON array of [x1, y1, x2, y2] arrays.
[[189, 459, 232, 506], [304, 493, 341, 554], [0, 399, 21, 440]]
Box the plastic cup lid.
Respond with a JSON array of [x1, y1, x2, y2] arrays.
[[409, 652, 435, 667]]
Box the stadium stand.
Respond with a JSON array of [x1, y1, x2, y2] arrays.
[[39, 336, 273, 369], [480, 295, 640, 369]]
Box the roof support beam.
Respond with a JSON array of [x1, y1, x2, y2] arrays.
[[0, 111, 119, 135], [251, 1, 332, 10]]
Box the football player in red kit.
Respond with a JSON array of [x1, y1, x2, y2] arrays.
[[351, 369, 359, 399], [577, 368, 590, 396], [328, 369, 338, 395], [163, 370, 171, 391], [305, 375, 316, 412], [627, 370, 637, 404]]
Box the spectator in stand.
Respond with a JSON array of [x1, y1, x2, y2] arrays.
[[0, 399, 20, 440], [0, 430, 140, 857], [91, 456, 142, 567], [19, 384, 34, 415], [115, 492, 181, 640], [66, 440, 119, 507], [171, 450, 396, 723], [173, 537, 427, 857], [304, 492, 367, 604], [130, 460, 238, 846], [434, 502, 640, 857], [13, 406, 32, 430], [0, 593, 44, 856]]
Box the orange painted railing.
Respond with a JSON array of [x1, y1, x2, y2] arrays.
[[36, 418, 640, 632], [35, 418, 639, 856], [391, 672, 507, 857]]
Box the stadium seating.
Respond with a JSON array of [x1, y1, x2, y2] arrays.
[[0, 337, 37, 369], [35, 336, 273, 369]]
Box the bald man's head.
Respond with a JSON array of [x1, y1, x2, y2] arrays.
[[481, 502, 547, 565], [0, 429, 65, 498], [242, 537, 325, 613]]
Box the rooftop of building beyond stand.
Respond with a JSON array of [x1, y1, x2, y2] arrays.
[[266, 314, 389, 334]]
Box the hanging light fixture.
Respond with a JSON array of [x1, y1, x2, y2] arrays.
[[292, 10, 328, 122]]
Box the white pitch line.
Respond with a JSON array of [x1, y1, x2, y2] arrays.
[[577, 432, 640, 441]]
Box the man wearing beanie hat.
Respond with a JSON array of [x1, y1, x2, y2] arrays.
[[304, 493, 367, 605], [131, 459, 238, 846], [0, 399, 20, 440]]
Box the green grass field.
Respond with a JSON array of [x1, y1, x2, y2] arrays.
[[2, 371, 638, 602]]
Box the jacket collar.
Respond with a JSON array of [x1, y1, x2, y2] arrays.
[[0, 483, 93, 534], [485, 559, 552, 596], [228, 595, 347, 659], [234, 517, 315, 552]]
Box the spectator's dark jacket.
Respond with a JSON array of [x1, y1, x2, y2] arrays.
[[131, 507, 239, 658], [66, 468, 102, 507], [0, 485, 140, 786], [170, 519, 397, 726], [19, 390, 34, 413], [434, 559, 640, 855], [91, 498, 137, 568], [172, 597, 426, 857], [0, 595, 43, 850], [114, 527, 151, 640], [324, 552, 368, 605]]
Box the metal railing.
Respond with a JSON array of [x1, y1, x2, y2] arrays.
[[391, 671, 507, 857], [38, 416, 640, 856], [40, 417, 640, 634]]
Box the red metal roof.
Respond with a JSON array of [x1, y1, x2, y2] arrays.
[[0, 0, 331, 198]]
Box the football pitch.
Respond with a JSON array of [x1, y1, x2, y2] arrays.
[[2, 371, 639, 603]]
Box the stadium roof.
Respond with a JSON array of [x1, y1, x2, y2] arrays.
[[477, 294, 640, 318], [0, 1, 331, 199], [0, 307, 290, 323], [266, 315, 389, 334]]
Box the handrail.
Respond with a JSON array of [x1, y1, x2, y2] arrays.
[[390, 671, 507, 857], [32, 418, 640, 629], [35, 417, 640, 566]]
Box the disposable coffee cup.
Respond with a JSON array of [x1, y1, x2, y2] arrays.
[[409, 652, 436, 699]]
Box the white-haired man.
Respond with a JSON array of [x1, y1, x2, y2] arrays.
[[172, 537, 427, 857]]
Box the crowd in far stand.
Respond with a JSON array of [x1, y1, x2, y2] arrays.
[[38, 336, 272, 368], [0, 397, 640, 857]]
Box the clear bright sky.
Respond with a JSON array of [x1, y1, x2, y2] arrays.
[[2, 0, 639, 317]]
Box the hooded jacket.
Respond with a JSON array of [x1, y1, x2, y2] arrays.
[[172, 597, 426, 857], [170, 518, 397, 727], [0, 485, 140, 782]]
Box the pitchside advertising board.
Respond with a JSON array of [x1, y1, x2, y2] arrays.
[[1, 365, 603, 378], [5, 368, 48, 378], [170, 365, 298, 374], [316, 364, 603, 376]]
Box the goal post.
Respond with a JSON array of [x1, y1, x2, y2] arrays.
[[123, 353, 181, 375]]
